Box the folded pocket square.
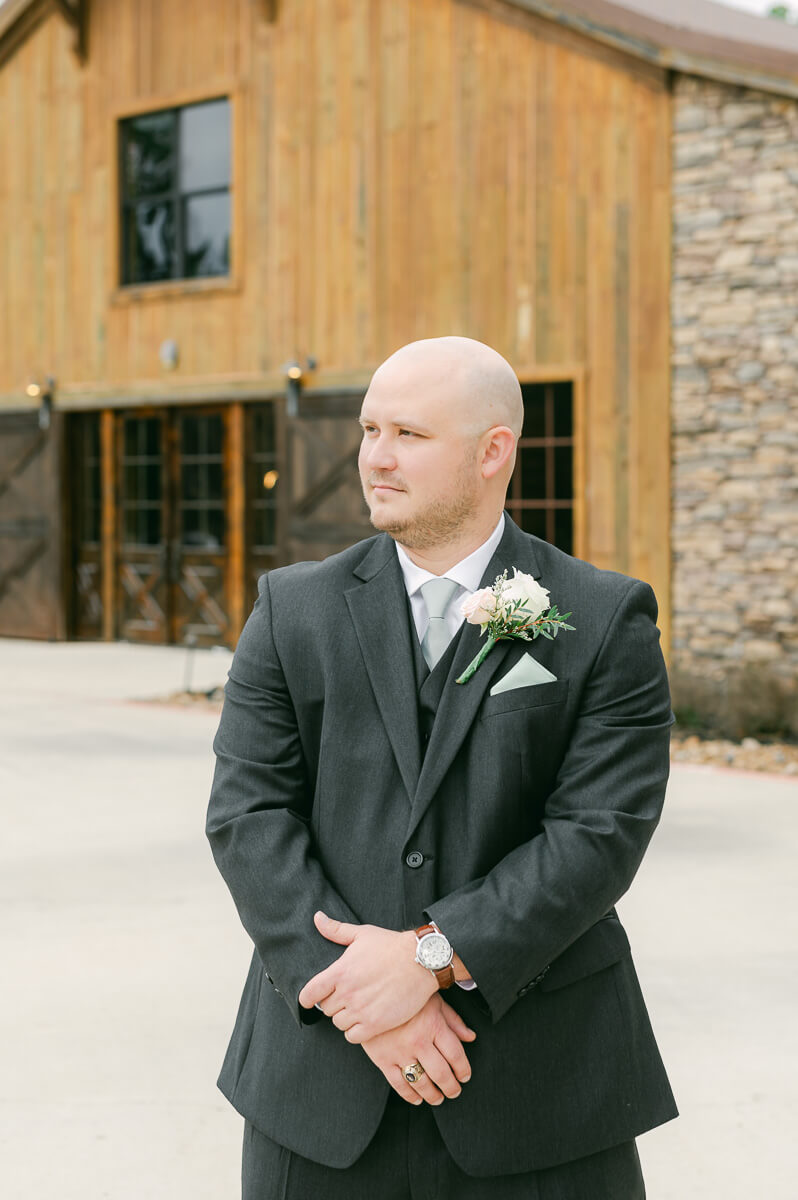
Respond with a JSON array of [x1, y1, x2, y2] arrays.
[[490, 653, 558, 695]]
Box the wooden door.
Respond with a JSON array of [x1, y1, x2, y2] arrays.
[[115, 407, 232, 646], [284, 391, 372, 564], [0, 408, 66, 640], [117, 411, 170, 643], [70, 412, 104, 639], [170, 408, 230, 647]]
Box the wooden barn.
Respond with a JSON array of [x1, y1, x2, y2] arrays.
[[0, 0, 676, 650]]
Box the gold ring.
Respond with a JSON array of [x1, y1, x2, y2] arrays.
[[403, 1062, 425, 1084]]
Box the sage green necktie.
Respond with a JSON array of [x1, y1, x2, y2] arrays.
[[420, 577, 460, 670]]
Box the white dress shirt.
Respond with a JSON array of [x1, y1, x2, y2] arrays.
[[395, 512, 506, 645], [394, 512, 505, 991]]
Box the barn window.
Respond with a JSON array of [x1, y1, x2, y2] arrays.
[[505, 382, 574, 555], [119, 98, 231, 285], [248, 403, 279, 552]]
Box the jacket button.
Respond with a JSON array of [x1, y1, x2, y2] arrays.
[[405, 851, 424, 869]]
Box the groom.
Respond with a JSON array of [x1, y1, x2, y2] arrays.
[[206, 336, 677, 1198]]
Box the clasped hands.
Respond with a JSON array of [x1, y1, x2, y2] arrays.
[[298, 911, 476, 1107]]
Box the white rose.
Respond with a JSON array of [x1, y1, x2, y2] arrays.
[[501, 569, 550, 622], [461, 587, 497, 627]]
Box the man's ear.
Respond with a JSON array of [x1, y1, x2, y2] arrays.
[[480, 426, 516, 480]]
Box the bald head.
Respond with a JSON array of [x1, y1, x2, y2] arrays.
[[372, 337, 523, 439], [358, 336, 522, 562]]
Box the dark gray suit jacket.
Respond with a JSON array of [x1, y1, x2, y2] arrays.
[[206, 516, 677, 1175]]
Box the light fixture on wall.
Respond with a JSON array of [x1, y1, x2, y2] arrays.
[[26, 377, 55, 430], [281, 357, 318, 417]]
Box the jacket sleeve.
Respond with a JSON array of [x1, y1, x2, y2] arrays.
[[206, 572, 359, 1029], [426, 579, 673, 1024]]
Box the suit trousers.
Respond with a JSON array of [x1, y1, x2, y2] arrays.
[[242, 1092, 646, 1200]]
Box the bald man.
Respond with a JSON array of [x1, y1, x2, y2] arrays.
[[207, 337, 677, 1198]]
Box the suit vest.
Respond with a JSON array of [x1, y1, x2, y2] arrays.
[[406, 594, 464, 761]]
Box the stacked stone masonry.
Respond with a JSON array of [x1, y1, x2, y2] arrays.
[[671, 74, 798, 687]]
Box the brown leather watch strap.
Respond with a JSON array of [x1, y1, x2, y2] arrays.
[[414, 923, 455, 989], [434, 964, 456, 989]]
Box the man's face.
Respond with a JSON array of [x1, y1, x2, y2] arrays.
[[357, 372, 483, 549]]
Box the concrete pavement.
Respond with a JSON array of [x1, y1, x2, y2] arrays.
[[1, 638, 796, 1198]]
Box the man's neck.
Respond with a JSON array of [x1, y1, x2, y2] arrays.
[[396, 511, 504, 576]]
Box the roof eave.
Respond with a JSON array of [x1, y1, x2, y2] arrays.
[[505, 0, 798, 100]]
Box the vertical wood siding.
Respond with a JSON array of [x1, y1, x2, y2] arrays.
[[0, 0, 671, 639]]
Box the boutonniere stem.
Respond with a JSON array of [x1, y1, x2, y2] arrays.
[[456, 569, 574, 685]]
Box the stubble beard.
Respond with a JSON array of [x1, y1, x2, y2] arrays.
[[365, 456, 481, 551]]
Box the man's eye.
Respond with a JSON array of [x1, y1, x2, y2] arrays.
[[398, 429, 416, 437]]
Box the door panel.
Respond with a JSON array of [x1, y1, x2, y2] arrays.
[[285, 391, 372, 564], [117, 413, 169, 644], [0, 408, 65, 640], [172, 410, 229, 646], [70, 413, 103, 639]]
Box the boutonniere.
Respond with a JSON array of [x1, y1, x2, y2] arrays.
[[455, 569, 575, 685]]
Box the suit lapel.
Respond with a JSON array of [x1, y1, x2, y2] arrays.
[[345, 536, 422, 802], [408, 517, 543, 832]]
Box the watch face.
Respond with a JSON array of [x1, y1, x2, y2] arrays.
[[417, 932, 452, 970]]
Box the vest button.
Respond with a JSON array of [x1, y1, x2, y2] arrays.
[[405, 851, 424, 869]]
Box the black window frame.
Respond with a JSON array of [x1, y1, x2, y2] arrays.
[[506, 381, 575, 555], [118, 96, 231, 287]]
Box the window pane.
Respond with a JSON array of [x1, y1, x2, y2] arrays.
[[122, 110, 176, 198], [123, 202, 176, 283], [144, 507, 161, 545], [254, 505, 276, 548], [521, 387, 545, 438], [553, 385, 573, 437], [183, 193, 230, 278], [144, 418, 161, 456], [252, 404, 276, 454], [520, 448, 547, 499], [208, 507, 224, 546], [182, 506, 223, 549], [180, 100, 231, 191], [516, 508, 547, 539], [123, 507, 138, 543], [124, 465, 139, 503], [207, 461, 223, 500], [554, 447, 573, 499], [181, 416, 200, 456], [554, 509, 573, 555], [182, 463, 201, 502], [204, 414, 223, 453], [146, 462, 161, 499]]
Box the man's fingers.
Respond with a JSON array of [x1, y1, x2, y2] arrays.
[[386, 1067, 424, 1107], [411, 1044, 462, 1101], [297, 970, 335, 1010], [331, 1010, 357, 1033], [434, 1027, 472, 1084], [313, 911, 359, 946], [439, 1001, 476, 1042]]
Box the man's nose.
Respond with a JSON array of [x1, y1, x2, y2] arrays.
[[363, 434, 397, 471]]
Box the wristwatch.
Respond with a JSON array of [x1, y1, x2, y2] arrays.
[[414, 921, 455, 989]]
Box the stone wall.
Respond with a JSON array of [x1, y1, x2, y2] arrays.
[[671, 74, 798, 707]]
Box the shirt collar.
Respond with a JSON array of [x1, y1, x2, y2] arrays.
[[395, 513, 506, 597]]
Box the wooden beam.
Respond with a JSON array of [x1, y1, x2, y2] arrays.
[[51, 0, 88, 63], [100, 410, 116, 641], [226, 402, 247, 648]]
